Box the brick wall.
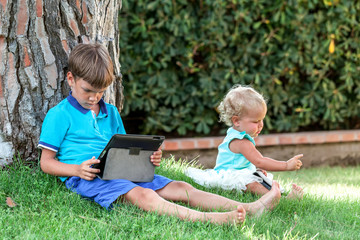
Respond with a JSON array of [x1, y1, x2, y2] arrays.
[[162, 130, 360, 168]]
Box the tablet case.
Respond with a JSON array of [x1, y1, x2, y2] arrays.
[[253, 170, 285, 193], [102, 148, 155, 182], [94, 134, 165, 182]]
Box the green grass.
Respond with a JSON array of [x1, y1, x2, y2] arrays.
[[1, 157, 359, 240]]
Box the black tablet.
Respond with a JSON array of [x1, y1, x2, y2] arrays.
[[93, 134, 165, 181]]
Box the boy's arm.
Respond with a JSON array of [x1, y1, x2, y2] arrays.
[[40, 148, 101, 180], [229, 139, 302, 171]]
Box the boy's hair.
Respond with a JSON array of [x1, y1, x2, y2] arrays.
[[68, 43, 114, 89], [218, 85, 266, 126]]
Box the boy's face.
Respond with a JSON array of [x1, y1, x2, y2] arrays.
[[67, 72, 107, 110], [232, 105, 267, 138]]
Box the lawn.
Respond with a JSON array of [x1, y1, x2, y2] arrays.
[[1, 157, 359, 239]]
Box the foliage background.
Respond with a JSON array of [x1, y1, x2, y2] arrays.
[[119, 0, 360, 137]]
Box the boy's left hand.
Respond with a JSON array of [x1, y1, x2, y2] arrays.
[[150, 149, 162, 166]]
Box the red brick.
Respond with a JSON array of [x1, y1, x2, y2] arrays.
[[260, 136, 279, 146], [163, 141, 179, 151], [279, 135, 294, 145], [36, 0, 42, 17], [180, 140, 195, 150], [341, 133, 355, 142], [213, 137, 224, 147], [325, 133, 340, 143], [17, 0, 28, 36], [308, 134, 325, 144], [292, 134, 308, 144], [197, 139, 211, 149], [254, 138, 261, 145]]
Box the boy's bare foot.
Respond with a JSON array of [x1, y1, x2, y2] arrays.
[[286, 184, 303, 200], [247, 181, 281, 217], [205, 205, 246, 225]]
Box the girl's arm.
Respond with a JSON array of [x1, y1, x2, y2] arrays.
[[40, 148, 100, 181], [229, 139, 302, 171]]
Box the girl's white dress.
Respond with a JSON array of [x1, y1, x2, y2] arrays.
[[185, 168, 274, 192], [185, 128, 274, 192]]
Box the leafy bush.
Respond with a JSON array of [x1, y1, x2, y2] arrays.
[[119, 0, 360, 136]]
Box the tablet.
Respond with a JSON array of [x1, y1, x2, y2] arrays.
[[93, 134, 165, 181]]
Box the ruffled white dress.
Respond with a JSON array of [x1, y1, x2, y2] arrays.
[[185, 128, 274, 193], [185, 167, 274, 192]]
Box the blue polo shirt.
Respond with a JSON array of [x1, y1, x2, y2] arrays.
[[38, 93, 126, 181]]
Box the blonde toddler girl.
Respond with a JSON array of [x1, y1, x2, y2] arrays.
[[186, 85, 303, 199]]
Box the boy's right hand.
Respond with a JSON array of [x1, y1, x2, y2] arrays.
[[286, 154, 303, 171], [77, 156, 101, 181]]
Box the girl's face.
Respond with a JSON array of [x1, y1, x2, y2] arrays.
[[232, 105, 267, 138]]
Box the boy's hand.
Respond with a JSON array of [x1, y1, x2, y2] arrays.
[[286, 154, 303, 171], [77, 156, 101, 181], [150, 149, 162, 167]]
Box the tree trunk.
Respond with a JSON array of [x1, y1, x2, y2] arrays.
[[0, 0, 123, 164]]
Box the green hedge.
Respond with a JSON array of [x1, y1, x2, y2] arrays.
[[119, 0, 360, 136]]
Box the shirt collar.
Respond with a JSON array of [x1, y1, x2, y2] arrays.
[[67, 91, 108, 116]]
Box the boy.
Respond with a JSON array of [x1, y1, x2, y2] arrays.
[[38, 43, 281, 224]]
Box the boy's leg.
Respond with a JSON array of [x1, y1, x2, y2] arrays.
[[155, 181, 281, 216], [123, 186, 245, 225]]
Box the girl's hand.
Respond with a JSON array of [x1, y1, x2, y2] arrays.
[[286, 154, 303, 171], [256, 168, 268, 176], [151, 149, 162, 167], [77, 156, 101, 180], [259, 169, 267, 176]]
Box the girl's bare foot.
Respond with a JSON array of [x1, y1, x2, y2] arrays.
[[205, 205, 246, 225], [286, 184, 303, 200], [247, 181, 281, 217]]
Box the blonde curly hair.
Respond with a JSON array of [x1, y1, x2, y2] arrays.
[[218, 85, 266, 126]]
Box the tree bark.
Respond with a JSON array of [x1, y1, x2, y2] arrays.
[[0, 0, 123, 164]]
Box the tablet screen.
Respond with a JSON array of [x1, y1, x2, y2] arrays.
[[93, 134, 165, 178]]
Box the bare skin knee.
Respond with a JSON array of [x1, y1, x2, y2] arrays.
[[170, 181, 195, 192], [156, 181, 197, 202], [124, 187, 159, 211]]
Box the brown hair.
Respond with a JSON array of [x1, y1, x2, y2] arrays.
[[68, 43, 114, 88], [218, 85, 266, 126]]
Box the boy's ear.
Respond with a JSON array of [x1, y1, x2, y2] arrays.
[[231, 116, 241, 127], [67, 72, 75, 88]]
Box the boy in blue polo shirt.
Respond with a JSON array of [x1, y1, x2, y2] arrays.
[[38, 43, 281, 225]]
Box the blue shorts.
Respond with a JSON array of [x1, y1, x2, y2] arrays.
[[65, 174, 173, 209]]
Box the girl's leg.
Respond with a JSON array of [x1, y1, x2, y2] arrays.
[[155, 181, 281, 216], [247, 182, 304, 200], [123, 186, 245, 225], [286, 184, 304, 200], [245, 182, 269, 196]]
